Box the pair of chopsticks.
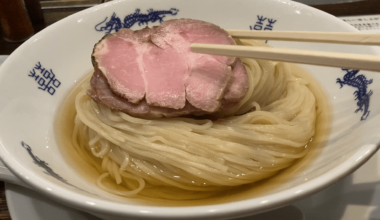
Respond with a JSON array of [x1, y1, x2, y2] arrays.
[[190, 30, 380, 72]]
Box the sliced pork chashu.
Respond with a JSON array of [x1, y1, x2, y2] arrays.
[[90, 18, 249, 117]]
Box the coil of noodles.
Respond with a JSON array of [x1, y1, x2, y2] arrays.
[[72, 35, 322, 200]]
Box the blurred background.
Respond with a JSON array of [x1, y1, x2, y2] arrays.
[[4, 0, 380, 27], [0, 0, 378, 46], [295, 0, 361, 4]]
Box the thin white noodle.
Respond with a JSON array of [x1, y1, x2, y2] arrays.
[[96, 173, 145, 196]]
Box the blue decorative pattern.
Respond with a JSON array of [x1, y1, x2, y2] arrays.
[[250, 15, 277, 31], [337, 68, 373, 120], [21, 141, 96, 195], [28, 62, 61, 95], [95, 8, 179, 34], [250, 15, 277, 43]]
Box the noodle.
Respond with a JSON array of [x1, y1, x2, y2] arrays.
[[72, 39, 320, 200]]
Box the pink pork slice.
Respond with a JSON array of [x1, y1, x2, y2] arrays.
[[224, 59, 249, 102], [93, 29, 145, 103], [150, 19, 237, 112], [151, 19, 236, 65], [88, 70, 205, 118], [88, 70, 150, 115], [185, 56, 232, 112], [142, 44, 187, 109], [133, 26, 153, 41], [94, 26, 189, 109]]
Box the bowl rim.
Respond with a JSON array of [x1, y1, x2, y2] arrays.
[[1, 0, 380, 219]]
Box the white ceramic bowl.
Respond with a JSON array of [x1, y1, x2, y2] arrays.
[[1, 0, 380, 219]]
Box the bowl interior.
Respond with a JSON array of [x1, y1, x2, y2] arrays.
[[0, 0, 380, 218]]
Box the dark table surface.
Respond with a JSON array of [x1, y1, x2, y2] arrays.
[[1, 0, 380, 55], [0, 0, 379, 219]]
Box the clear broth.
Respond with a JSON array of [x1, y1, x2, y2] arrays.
[[55, 65, 331, 206]]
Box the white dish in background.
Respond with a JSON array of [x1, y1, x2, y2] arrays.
[[5, 182, 102, 220], [0, 0, 380, 219], [294, 150, 380, 220]]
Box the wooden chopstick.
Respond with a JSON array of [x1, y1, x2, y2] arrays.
[[190, 44, 380, 72], [227, 30, 380, 46]]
